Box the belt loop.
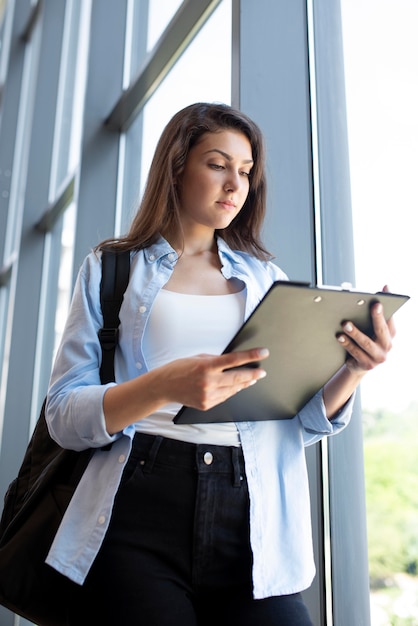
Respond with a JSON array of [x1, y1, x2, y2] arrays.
[[142, 435, 163, 474], [231, 447, 242, 488]]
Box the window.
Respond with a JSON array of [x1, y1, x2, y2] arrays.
[[341, 1, 418, 622], [119, 0, 231, 232]]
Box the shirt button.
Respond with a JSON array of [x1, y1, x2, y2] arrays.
[[118, 455, 126, 463], [139, 305, 147, 314], [203, 451, 213, 465], [98, 515, 106, 525], [149, 254, 155, 261], [136, 362, 143, 370], [168, 253, 175, 261]]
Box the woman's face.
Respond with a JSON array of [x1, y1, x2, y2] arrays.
[[177, 129, 253, 234]]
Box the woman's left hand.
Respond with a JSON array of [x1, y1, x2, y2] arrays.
[[336, 285, 396, 374], [323, 286, 397, 418]]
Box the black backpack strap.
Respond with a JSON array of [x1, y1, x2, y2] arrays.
[[98, 249, 131, 384]]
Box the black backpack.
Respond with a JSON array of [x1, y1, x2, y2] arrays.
[[0, 248, 130, 626]]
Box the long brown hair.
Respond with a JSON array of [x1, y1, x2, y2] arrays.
[[98, 102, 272, 260]]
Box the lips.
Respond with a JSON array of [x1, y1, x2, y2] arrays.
[[217, 200, 236, 209]]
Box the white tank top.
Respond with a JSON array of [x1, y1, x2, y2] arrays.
[[137, 287, 247, 445]]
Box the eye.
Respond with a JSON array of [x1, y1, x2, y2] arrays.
[[209, 163, 225, 171], [240, 170, 251, 178]]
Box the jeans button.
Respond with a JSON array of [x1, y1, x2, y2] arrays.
[[203, 451, 213, 465]]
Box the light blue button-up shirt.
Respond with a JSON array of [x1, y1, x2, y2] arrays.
[[45, 236, 353, 599]]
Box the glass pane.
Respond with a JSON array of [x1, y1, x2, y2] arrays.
[[51, 0, 91, 353], [0, 0, 12, 85], [51, 0, 90, 191], [147, 0, 184, 52], [53, 203, 77, 357], [140, 0, 231, 192], [120, 0, 231, 230], [126, 0, 184, 82], [341, 1, 418, 623]]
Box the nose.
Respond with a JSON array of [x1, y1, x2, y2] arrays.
[[224, 169, 241, 192]]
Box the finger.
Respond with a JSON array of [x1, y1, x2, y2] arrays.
[[379, 285, 396, 336], [337, 333, 377, 371], [215, 348, 270, 371], [227, 365, 267, 388], [370, 302, 395, 349], [337, 320, 389, 370], [212, 349, 269, 396]]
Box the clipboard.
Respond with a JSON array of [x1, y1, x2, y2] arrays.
[[173, 282, 409, 424]]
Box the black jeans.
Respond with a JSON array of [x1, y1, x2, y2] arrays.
[[69, 434, 313, 625]]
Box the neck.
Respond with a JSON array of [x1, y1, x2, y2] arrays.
[[165, 229, 217, 257]]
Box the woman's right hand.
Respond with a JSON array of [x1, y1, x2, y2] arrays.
[[103, 348, 269, 434], [159, 348, 269, 411]]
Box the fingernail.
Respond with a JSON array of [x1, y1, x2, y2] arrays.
[[375, 303, 383, 314], [343, 322, 353, 333], [258, 348, 270, 357], [257, 370, 267, 379], [337, 335, 346, 343]]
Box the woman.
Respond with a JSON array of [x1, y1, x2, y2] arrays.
[[45, 102, 394, 625]]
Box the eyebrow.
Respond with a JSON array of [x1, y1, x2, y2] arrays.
[[203, 148, 254, 165]]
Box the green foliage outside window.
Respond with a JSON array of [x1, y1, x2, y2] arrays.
[[363, 403, 418, 624], [364, 404, 418, 584]]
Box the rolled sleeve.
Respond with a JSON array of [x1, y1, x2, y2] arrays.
[[297, 389, 355, 446], [47, 383, 119, 450]]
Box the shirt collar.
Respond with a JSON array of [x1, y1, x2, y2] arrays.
[[144, 235, 178, 263]]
